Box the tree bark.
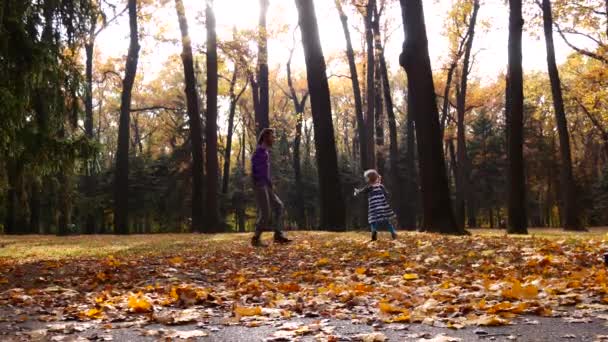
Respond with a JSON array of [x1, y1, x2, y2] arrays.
[[455, 0, 480, 229], [114, 0, 139, 235], [402, 103, 418, 229], [295, 0, 346, 230], [286, 46, 309, 229], [175, 0, 205, 233], [222, 67, 248, 195], [252, 0, 270, 135], [335, 1, 368, 172], [398, 0, 462, 234], [205, 3, 220, 232], [540, 0, 584, 231], [506, 0, 528, 234], [440, 62, 457, 136], [29, 180, 41, 234], [84, 20, 97, 234], [364, 0, 376, 169], [379, 47, 403, 227]]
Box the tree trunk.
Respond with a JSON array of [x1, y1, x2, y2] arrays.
[[440, 62, 457, 136], [506, 0, 527, 234], [540, 0, 583, 231], [175, 0, 205, 233], [398, 0, 462, 234], [29, 180, 41, 234], [364, 0, 376, 169], [286, 48, 308, 229], [114, 0, 139, 235], [252, 0, 270, 135], [295, 0, 346, 230], [455, 0, 480, 229], [222, 68, 247, 196], [402, 103, 418, 230], [379, 48, 403, 227], [335, 1, 368, 172], [84, 26, 97, 234], [205, 3, 220, 232]]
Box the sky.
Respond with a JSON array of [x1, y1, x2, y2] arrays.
[[95, 0, 579, 87]]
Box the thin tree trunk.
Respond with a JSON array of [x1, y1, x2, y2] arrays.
[[540, 0, 583, 231], [253, 0, 270, 135], [440, 63, 457, 136], [222, 67, 248, 195], [364, 0, 376, 169], [29, 180, 41, 234], [398, 0, 462, 234], [372, 6, 385, 176], [506, 0, 528, 234], [84, 24, 97, 234], [295, 0, 346, 230], [175, 0, 205, 232], [402, 104, 418, 230], [114, 0, 139, 235], [335, 1, 368, 171], [455, 0, 480, 229], [205, 3, 220, 232], [286, 46, 309, 229], [379, 47, 403, 227]]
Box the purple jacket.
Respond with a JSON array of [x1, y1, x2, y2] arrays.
[[251, 145, 271, 187]]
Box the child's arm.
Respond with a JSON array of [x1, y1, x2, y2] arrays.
[[381, 185, 391, 201], [353, 185, 370, 197]]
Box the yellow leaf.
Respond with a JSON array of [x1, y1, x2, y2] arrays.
[[128, 292, 153, 313], [105, 255, 121, 267], [0, 278, 8, 284], [403, 273, 419, 281], [278, 282, 301, 293], [379, 302, 406, 314], [476, 315, 509, 326], [355, 267, 367, 275], [169, 256, 184, 265], [84, 308, 103, 319], [96, 272, 108, 282], [234, 306, 262, 317], [316, 258, 330, 267], [391, 312, 410, 322]]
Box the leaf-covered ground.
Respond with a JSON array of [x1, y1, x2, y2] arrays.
[[1, 229, 608, 341]]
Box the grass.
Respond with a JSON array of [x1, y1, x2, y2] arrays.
[[0, 228, 606, 263]]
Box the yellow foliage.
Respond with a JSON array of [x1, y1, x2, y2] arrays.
[[128, 292, 153, 313], [476, 315, 509, 326], [234, 306, 262, 317], [316, 258, 330, 267], [378, 302, 406, 314], [403, 273, 419, 281], [169, 256, 184, 264], [83, 308, 103, 319], [355, 267, 367, 275]]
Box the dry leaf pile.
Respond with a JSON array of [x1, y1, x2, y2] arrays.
[[1, 232, 607, 339]]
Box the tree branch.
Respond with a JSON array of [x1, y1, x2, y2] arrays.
[[130, 106, 179, 113]]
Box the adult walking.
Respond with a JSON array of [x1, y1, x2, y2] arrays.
[[251, 128, 292, 247]]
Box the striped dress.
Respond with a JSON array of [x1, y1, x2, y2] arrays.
[[364, 184, 395, 224]]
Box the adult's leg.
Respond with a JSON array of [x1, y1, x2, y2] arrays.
[[269, 189, 285, 234], [254, 186, 271, 239]]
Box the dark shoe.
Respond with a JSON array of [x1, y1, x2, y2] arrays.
[[371, 231, 378, 241], [391, 232, 398, 240], [251, 236, 267, 247], [273, 234, 292, 244]]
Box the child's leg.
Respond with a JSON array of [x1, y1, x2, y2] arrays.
[[387, 221, 397, 239], [370, 223, 378, 241]]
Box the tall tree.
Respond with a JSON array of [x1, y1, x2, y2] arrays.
[[221, 66, 248, 195], [284, 35, 309, 229], [114, 0, 140, 234], [205, 2, 220, 232], [175, 0, 205, 232], [506, 0, 527, 234], [335, 0, 368, 171], [398, 0, 462, 234], [251, 0, 270, 134], [540, 0, 583, 231], [295, 0, 346, 230], [364, 0, 376, 169], [455, 0, 480, 229]]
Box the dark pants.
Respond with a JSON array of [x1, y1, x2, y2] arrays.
[[254, 185, 284, 236]]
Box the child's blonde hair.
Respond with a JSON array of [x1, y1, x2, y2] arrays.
[[364, 169, 380, 183]]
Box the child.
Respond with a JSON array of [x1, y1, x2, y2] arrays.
[[354, 169, 398, 241]]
